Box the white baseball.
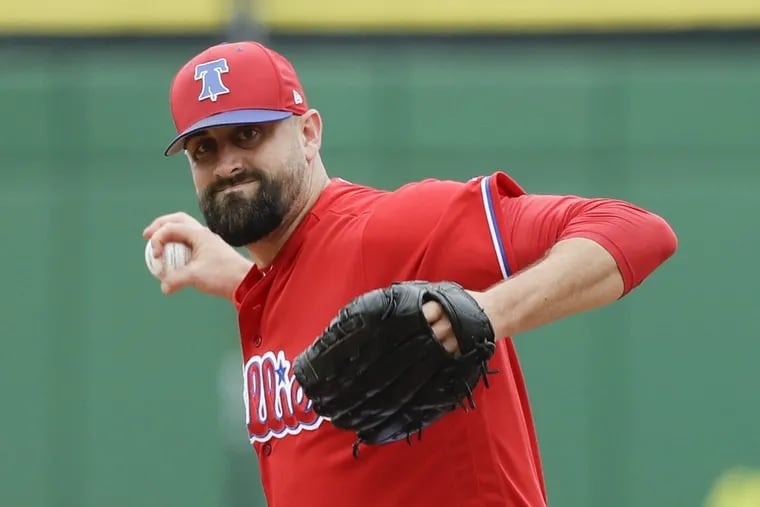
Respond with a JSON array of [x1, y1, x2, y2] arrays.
[[145, 240, 192, 279]]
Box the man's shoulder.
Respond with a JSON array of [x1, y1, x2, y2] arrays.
[[327, 174, 479, 208], [319, 171, 527, 228]]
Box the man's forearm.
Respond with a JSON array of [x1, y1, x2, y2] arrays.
[[483, 237, 624, 339], [222, 257, 255, 301]]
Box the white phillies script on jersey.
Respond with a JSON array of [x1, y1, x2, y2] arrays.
[[243, 350, 326, 443]]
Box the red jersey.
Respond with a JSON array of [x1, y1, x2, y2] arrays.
[[232, 171, 676, 507]]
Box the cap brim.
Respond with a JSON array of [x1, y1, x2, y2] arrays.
[[164, 109, 294, 156]]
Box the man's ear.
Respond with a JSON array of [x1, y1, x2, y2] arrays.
[[299, 109, 322, 163]]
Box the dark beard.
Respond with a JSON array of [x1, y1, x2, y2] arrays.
[[198, 168, 289, 247]]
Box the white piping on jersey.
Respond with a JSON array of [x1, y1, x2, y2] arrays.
[[480, 176, 511, 279]]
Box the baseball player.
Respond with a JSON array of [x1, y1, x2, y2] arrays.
[[144, 41, 678, 507]]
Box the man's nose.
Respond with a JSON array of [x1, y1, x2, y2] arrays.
[[214, 147, 246, 179]]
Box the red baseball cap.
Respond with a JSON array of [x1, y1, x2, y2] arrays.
[[163, 41, 309, 156]]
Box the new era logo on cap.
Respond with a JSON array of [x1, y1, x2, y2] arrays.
[[164, 41, 309, 156]]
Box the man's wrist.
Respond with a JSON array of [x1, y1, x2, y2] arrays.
[[225, 257, 254, 301]]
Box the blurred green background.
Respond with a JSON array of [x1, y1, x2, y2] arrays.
[[1, 2, 759, 506]]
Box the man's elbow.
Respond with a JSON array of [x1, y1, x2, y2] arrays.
[[625, 211, 678, 293], [649, 213, 679, 267]]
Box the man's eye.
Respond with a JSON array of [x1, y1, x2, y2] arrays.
[[193, 140, 214, 159], [235, 127, 259, 143]]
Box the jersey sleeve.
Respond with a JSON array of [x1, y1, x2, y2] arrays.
[[361, 171, 676, 296], [502, 189, 678, 295]]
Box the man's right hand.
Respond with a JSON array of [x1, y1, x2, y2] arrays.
[[143, 212, 253, 301]]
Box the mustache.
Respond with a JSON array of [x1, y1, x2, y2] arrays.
[[207, 169, 265, 195]]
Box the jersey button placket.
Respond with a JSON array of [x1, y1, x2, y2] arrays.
[[262, 443, 272, 456], [250, 304, 263, 348]]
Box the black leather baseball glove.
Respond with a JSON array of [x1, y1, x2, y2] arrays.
[[292, 281, 497, 457]]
